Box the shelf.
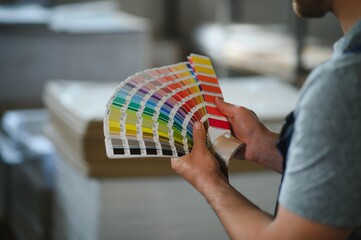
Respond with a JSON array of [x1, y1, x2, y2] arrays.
[[194, 23, 333, 82]]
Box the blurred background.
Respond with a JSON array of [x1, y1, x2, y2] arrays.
[[0, 0, 343, 239]]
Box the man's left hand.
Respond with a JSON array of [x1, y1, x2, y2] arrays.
[[171, 121, 228, 192]]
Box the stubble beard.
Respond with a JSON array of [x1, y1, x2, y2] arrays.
[[292, 0, 331, 18]]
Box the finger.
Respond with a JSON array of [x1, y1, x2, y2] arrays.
[[170, 156, 182, 170], [248, 109, 260, 120], [215, 97, 238, 118], [192, 121, 207, 152]]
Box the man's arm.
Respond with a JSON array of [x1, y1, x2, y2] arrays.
[[199, 174, 352, 240], [171, 122, 352, 240]]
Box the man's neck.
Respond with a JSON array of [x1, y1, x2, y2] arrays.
[[332, 0, 361, 33]]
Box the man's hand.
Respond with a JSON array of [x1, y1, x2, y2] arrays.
[[215, 98, 284, 173], [171, 121, 228, 192]]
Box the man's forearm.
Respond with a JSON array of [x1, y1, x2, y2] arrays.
[[197, 177, 352, 240], [198, 177, 274, 240]]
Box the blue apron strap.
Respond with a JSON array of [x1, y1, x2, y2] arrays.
[[344, 43, 361, 54], [277, 111, 295, 171], [274, 111, 295, 216]]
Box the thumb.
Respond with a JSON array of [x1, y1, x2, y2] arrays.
[[215, 97, 238, 118], [192, 121, 207, 152], [170, 156, 184, 171]]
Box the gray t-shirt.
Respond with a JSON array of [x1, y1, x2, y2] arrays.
[[279, 21, 361, 239]]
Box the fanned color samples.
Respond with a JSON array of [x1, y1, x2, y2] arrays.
[[104, 54, 243, 161]]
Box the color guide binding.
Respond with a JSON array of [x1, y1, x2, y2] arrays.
[[104, 54, 237, 159]]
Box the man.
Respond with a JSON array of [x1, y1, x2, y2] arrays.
[[171, 0, 361, 239]]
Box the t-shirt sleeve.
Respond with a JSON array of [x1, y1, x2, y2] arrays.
[[278, 62, 361, 227]]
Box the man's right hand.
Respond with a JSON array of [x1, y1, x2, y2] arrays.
[[215, 97, 284, 173]]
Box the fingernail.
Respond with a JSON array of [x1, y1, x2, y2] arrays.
[[171, 157, 179, 161], [194, 121, 202, 130], [216, 97, 223, 102]]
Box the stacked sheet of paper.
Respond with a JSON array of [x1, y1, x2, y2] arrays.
[[44, 79, 277, 177], [43, 80, 173, 178]]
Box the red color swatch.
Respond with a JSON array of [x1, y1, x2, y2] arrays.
[[208, 118, 231, 130]]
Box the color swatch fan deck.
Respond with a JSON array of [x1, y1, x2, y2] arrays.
[[104, 54, 244, 164]]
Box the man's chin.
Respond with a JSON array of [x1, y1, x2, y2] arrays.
[[293, 1, 328, 18]]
